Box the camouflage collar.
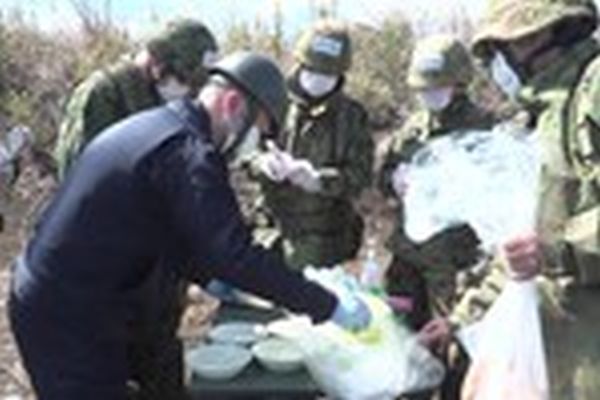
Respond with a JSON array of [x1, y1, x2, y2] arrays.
[[107, 58, 162, 110], [517, 39, 600, 109], [289, 89, 344, 118]]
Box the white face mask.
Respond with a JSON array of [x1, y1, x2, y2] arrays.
[[298, 69, 339, 98], [418, 87, 454, 112], [156, 76, 191, 101], [490, 51, 522, 99]]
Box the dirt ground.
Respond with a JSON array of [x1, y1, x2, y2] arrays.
[[0, 131, 395, 398]]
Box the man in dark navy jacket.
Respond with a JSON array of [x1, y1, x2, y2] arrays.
[[8, 52, 371, 400]]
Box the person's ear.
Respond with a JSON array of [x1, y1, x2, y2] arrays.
[[146, 53, 169, 82], [149, 64, 165, 82], [221, 89, 244, 116]]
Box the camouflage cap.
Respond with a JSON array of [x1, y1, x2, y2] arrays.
[[408, 34, 473, 89], [473, 0, 598, 58], [294, 20, 352, 75], [147, 19, 218, 88]]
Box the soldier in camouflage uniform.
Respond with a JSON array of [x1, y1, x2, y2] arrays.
[[433, 1, 600, 398], [251, 21, 374, 269], [380, 35, 494, 330], [54, 19, 218, 178], [53, 19, 218, 400], [378, 35, 495, 400]]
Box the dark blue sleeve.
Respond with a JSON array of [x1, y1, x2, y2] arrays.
[[146, 133, 337, 323]]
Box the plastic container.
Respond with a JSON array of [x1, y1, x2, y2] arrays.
[[208, 322, 267, 347], [186, 344, 252, 381], [252, 337, 304, 373]]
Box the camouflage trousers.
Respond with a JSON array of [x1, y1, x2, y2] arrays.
[[544, 286, 600, 400], [385, 255, 468, 400]]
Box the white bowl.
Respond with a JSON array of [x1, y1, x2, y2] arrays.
[[252, 337, 304, 374], [208, 322, 267, 346], [187, 344, 252, 381]]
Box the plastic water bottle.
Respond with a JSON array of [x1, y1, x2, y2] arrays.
[[360, 240, 382, 294]]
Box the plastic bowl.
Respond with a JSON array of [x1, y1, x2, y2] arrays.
[[252, 337, 304, 373], [208, 322, 267, 346], [186, 344, 252, 381]]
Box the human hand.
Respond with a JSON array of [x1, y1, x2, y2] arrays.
[[417, 317, 453, 349], [330, 294, 372, 332], [502, 232, 542, 280], [256, 144, 295, 182], [287, 159, 321, 193]]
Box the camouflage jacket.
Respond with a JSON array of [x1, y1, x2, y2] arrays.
[[451, 39, 600, 326], [54, 58, 161, 178], [379, 94, 495, 312], [256, 87, 374, 267]]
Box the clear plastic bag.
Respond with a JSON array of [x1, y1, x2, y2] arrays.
[[403, 123, 541, 251], [270, 268, 445, 400], [458, 280, 549, 400]]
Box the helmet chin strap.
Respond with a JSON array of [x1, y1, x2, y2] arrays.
[[220, 96, 259, 161], [502, 34, 564, 83]]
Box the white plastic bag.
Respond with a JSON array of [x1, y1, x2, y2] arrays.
[[403, 123, 541, 251], [271, 268, 445, 400], [457, 280, 549, 400]]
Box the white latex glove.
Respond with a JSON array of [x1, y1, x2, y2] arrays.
[[287, 158, 322, 193], [392, 163, 409, 198], [256, 143, 295, 182]]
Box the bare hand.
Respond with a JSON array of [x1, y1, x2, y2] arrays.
[[502, 233, 542, 280], [417, 317, 452, 349]]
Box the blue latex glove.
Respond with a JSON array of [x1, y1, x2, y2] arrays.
[[205, 279, 237, 302], [331, 294, 372, 332]]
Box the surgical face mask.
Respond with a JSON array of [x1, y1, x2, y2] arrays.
[[298, 69, 339, 98], [156, 76, 191, 101], [490, 51, 522, 99], [418, 87, 454, 112]]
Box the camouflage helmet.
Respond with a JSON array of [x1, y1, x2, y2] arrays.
[[147, 19, 218, 88], [210, 52, 288, 133], [294, 20, 352, 75], [407, 35, 474, 89], [472, 0, 598, 58]]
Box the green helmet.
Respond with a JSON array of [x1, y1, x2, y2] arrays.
[[408, 35, 473, 89], [473, 0, 598, 58], [210, 52, 288, 133], [147, 19, 218, 88], [294, 20, 352, 75]]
